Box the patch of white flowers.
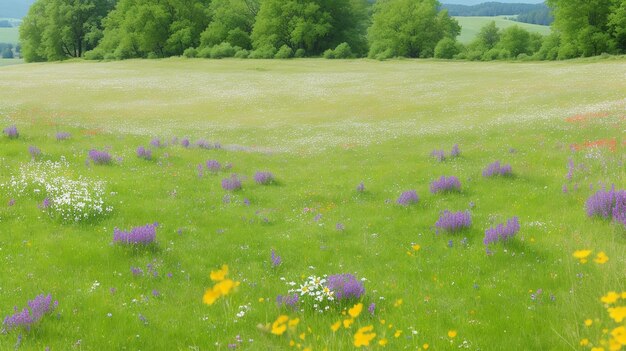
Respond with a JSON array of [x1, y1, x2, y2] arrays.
[[0, 158, 113, 222], [286, 275, 334, 313]]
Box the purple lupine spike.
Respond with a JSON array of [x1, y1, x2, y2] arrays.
[[430, 176, 461, 193], [88, 149, 112, 165], [221, 175, 242, 191], [271, 249, 282, 267], [368, 303, 376, 315], [431, 149, 445, 162], [483, 161, 512, 177], [56, 132, 71, 141], [435, 210, 472, 233], [327, 274, 365, 300], [181, 139, 190, 148], [28, 146, 41, 159], [450, 144, 460, 157], [483, 217, 520, 245], [3, 125, 18, 139], [2, 294, 57, 332], [113, 223, 157, 245], [586, 186, 626, 227], [136, 146, 152, 160], [397, 190, 419, 206], [356, 182, 365, 192], [254, 171, 274, 185], [206, 160, 221, 173], [566, 158, 575, 181], [276, 294, 299, 310], [150, 138, 162, 148]]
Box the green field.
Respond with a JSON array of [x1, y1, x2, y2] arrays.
[[455, 16, 552, 44], [0, 26, 19, 44], [0, 59, 624, 350]]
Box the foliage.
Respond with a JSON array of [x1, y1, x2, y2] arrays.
[[274, 44, 293, 59], [367, 0, 460, 59], [199, 0, 258, 50], [434, 37, 460, 59], [323, 42, 353, 59]]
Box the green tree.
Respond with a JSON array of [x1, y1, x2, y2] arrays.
[[1, 47, 14, 58], [497, 25, 531, 57], [367, 0, 460, 59], [434, 37, 460, 59], [199, 0, 259, 50], [20, 0, 114, 62], [546, 0, 623, 57]]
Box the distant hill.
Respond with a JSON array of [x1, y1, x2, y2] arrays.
[[442, 2, 552, 25], [441, 0, 544, 4], [0, 0, 35, 19]]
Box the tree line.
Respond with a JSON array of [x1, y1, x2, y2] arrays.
[[19, 0, 626, 62]]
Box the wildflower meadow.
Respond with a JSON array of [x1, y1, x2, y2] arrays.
[[0, 58, 624, 350]]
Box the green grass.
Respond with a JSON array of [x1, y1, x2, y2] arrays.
[[0, 58, 23, 66], [0, 58, 624, 350], [0, 26, 19, 44], [455, 16, 552, 44]]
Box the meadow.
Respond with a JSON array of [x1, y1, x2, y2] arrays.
[[454, 16, 551, 44], [0, 58, 625, 350], [0, 27, 19, 45]]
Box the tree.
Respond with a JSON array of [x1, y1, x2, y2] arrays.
[[546, 0, 623, 58], [475, 21, 500, 50], [498, 25, 531, 57], [434, 37, 460, 59], [20, 0, 114, 61], [1, 48, 14, 58], [367, 0, 460, 59], [199, 0, 259, 50]]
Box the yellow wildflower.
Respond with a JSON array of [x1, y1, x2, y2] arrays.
[[343, 318, 354, 329], [349, 303, 363, 318], [378, 338, 388, 346], [289, 318, 300, 328], [412, 244, 421, 251], [299, 332, 306, 340], [423, 343, 429, 350], [448, 330, 457, 338], [271, 315, 289, 335], [611, 326, 626, 345], [214, 279, 238, 295], [202, 287, 221, 305], [580, 338, 590, 346], [585, 319, 593, 326], [602, 292, 621, 304], [594, 251, 609, 264], [210, 264, 229, 281], [608, 306, 626, 323], [353, 325, 376, 347], [331, 321, 341, 332], [591, 348, 605, 351], [394, 330, 402, 338], [573, 250, 592, 263], [303, 348, 312, 351], [394, 299, 403, 307]]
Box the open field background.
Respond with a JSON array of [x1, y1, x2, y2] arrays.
[[0, 59, 624, 350], [0, 27, 19, 44], [454, 16, 551, 44]]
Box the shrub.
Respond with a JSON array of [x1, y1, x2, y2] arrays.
[[88, 149, 112, 165], [483, 161, 512, 177], [326, 274, 365, 300], [323, 48, 335, 59], [397, 190, 419, 206], [113, 223, 157, 245], [483, 217, 520, 245], [222, 174, 242, 191], [210, 42, 237, 59], [430, 176, 461, 193], [249, 45, 277, 59], [84, 48, 105, 60], [434, 37, 459, 59], [274, 45, 293, 59], [435, 210, 472, 233], [294, 48, 306, 58], [333, 43, 353, 59], [254, 171, 274, 185], [234, 49, 249, 58], [183, 47, 198, 58]]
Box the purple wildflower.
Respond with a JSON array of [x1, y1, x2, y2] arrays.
[[431, 149, 445, 162], [276, 294, 299, 310], [368, 303, 376, 316], [221, 174, 242, 191], [136, 146, 152, 160], [482, 161, 512, 177], [435, 210, 472, 233], [150, 138, 162, 148], [138, 314, 148, 325], [55, 132, 71, 141], [206, 160, 221, 173], [336, 222, 345, 231], [8, 198, 15, 206], [430, 176, 461, 193], [39, 197, 51, 210], [88, 149, 112, 165], [243, 198, 250, 206], [3, 125, 18, 139], [113, 223, 157, 245], [181, 139, 190, 148], [566, 158, 574, 181], [585, 186, 626, 227], [130, 267, 144, 276], [356, 182, 365, 192], [2, 294, 58, 332], [397, 190, 419, 206], [562, 185, 568, 193], [327, 274, 365, 300], [254, 171, 274, 185], [313, 213, 322, 222], [197, 164, 204, 178], [450, 144, 460, 157], [151, 289, 160, 297], [483, 217, 520, 245], [271, 249, 282, 267], [28, 146, 41, 159], [197, 139, 221, 149]]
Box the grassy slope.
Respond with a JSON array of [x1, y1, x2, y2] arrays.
[[0, 26, 19, 44], [0, 59, 624, 350], [455, 16, 552, 44]]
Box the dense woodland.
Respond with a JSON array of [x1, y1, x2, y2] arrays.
[[17, 0, 626, 62]]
